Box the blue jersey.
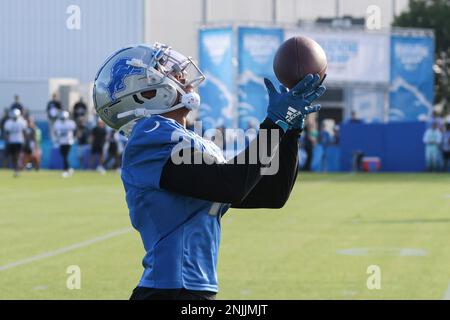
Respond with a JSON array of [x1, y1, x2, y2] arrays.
[[121, 115, 229, 292]]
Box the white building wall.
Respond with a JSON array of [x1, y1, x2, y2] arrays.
[[144, 0, 410, 60], [0, 0, 144, 82], [0, 0, 411, 115]]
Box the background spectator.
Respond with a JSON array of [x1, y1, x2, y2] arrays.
[[442, 121, 450, 171], [10, 95, 24, 114], [89, 118, 107, 174], [73, 97, 88, 125], [319, 122, 332, 172], [349, 110, 362, 124], [4, 109, 27, 177], [423, 121, 443, 172], [54, 111, 76, 178], [75, 117, 91, 169], [46, 93, 63, 144], [23, 116, 41, 171], [332, 125, 340, 145], [428, 110, 444, 130], [301, 124, 314, 172], [104, 130, 121, 170], [0, 108, 9, 140]]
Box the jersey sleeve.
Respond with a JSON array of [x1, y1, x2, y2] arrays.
[[160, 118, 287, 204]]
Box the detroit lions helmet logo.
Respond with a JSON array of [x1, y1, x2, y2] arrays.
[[107, 57, 145, 101]]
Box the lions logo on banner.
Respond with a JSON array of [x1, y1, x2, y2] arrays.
[[238, 27, 283, 129], [198, 28, 234, 129], [389, 35, 434, 122]]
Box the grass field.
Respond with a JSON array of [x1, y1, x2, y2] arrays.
[[0, 170, 449, 300]]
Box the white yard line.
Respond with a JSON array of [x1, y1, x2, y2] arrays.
[[443, 282, 450, 300], [0, 228, 133, 272]]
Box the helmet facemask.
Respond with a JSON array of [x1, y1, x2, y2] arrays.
[[116, 44, 205, 121]]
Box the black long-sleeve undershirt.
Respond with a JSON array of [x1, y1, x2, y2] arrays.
[[159, 118, 301, 208]]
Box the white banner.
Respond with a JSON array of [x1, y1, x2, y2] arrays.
[[349, 88, 386, 123], [286, 30, 390, 83]]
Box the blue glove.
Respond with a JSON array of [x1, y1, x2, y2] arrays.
[[264, 74, 326, 132]]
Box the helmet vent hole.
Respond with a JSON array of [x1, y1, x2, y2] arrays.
[[141, 90, 157, 100], [132, 94, 144, 104]]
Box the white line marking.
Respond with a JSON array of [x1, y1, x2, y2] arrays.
[[443, 282, 450, 300], [336, 247, 427, 257], [0, 228, 132, 272]]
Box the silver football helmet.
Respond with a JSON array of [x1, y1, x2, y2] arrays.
[[9, 108, 21, 120], [59, 110, 70, 120], [93, 43, 205, 135]]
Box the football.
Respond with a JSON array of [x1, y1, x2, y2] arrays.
[[273, 36, 328, 89]]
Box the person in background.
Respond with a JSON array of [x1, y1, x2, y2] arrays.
[[423, 121, 443, 172], [301, 124, 314, 172], [0, 108, 9, 168], [10, 95, 24, 114], [75, 117, 91, 169], [332, 125, 340, 145], [73, 97, 88, 125], [46, 93, 63, 144], [23, 117, 41, 171], [442, 121, 450, 172], [349, 110, 362, 124], [104, 129, 121, 170], [0, 108, 9, 139], [54, 111, 76, 178], [116, 131, 128, 163], [89, 118, 107, 174], [319, 122, 331, 172], [428, 110, 444, 131], [4, 109, 27, 177]]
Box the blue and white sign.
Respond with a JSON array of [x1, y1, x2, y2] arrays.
[[285, 30, 390, 83], [198, 28, 235, 129], [389, 35, 434, 122], [349, 88, 386, 123], [238, 27, 284, 129]]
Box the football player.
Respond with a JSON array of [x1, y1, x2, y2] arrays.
[[4, 109, 27, 177], [54, 111, 76, 178], [93, 43, 325, 300]]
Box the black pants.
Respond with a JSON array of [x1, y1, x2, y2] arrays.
[[303, 145, 313, 171], [60, 144, 71, 171], [130, 287, 216, 300], [444, 151, 450, 171], [6, 143, 22, 171]]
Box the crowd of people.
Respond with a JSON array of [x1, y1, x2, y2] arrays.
[[0, 94, 126, 177], [1, 94, 449, 177], [423, 111, 450, 172], [1, 97, 42, 177]]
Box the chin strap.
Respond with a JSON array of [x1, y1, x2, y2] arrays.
[[171, 91, 201, 112], [117, 108, 153, 119]]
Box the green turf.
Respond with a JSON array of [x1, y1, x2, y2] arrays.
[[0, 170, 449, 299]]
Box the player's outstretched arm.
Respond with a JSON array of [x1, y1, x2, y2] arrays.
[[160, 74, 325, 206], [231, 128, 301, 209], [231, 76, 325, 207], [160, 118, 284, 204]]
